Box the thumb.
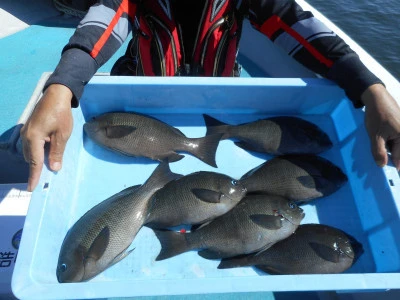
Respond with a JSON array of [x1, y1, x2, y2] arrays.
[[390, 140, 400, 171], [48, 134, 68, 172], [371, 135, 388, 167]]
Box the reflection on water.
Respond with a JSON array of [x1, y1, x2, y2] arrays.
[[307, 0, 400, 80]]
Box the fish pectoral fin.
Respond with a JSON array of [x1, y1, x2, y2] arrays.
[[297, 175, 316, 188], [249, 214, 283, 230], [191, 220, 212, 231], [86, 226, 110, 261], [309, 242, 340, 263], [191, 189, 222, 203], [105, 125, 136, 138], [109, 248, 135, 268]]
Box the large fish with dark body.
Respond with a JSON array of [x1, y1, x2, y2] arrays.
[[84, 112, 222, 167], [56, 163, 182, 283], [145, 171, 247, 228], [153, 194, 305, 261], [240, 155, 348, 203], [218, 224, 364, 274], [203, 114, 332, 155]]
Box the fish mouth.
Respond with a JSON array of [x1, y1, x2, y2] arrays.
[[56, 265, 85, 283], [83, 122, 100, 135]]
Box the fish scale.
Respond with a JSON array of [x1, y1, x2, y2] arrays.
[[188, 197, 297, 256], [145, 171, 247, 228], [154, 194, 305, 261], [227, 119, 282, 151], [56, 162, 181, 283], [203, 114, 332, 155], [240, 155, 348, 203], [218, 224, 364, 274], [83, 112, 222, 167], [243, 159, 321, 199]]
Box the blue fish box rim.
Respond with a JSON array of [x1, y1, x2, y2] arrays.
[[12, 75, 400, 299]]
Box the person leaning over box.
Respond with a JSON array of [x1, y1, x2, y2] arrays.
[[21, 0, 400, 191]]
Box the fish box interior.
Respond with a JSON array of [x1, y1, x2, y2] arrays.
[[12, 76, 400, 299]]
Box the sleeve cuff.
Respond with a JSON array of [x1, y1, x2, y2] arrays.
[[43, 48, 99, 107], [327, 53, 385, 108]]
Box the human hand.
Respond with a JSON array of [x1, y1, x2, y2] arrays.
[[362, 84, 400, 171], [20, 84, 74, 191]]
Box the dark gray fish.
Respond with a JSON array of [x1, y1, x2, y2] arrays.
[[84, 112, 222, 167], [153, 194, 305, 261], [240, 155, 348, 203], [145, 171, 247, 228], [56, 162, 182, 283], [203, 114, 332, 155], [218, 224, 364, 274]]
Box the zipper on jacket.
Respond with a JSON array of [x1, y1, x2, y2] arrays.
[[177, 23, 186, 72], [147, 17, 166, 76], [213, 13, 235, 75], [200, 16, 228, 70], [148, 15, 179, 75], [213, 30, 229, 75], [191, 1, 209, 61]]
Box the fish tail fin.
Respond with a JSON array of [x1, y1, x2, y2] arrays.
[[203, 114, 230, 139], [144, 162, 183, 190], [153, 229, 191, 261], [187, 134, 222, 168], [217, 255, 251, 269]]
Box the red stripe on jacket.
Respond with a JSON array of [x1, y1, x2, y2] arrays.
[[90, 0, 137, 58], [256, 15, 334, 68]]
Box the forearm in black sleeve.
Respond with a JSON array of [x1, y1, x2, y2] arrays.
[[44, 0, 137, 107]]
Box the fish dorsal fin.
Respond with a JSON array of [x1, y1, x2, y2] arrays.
[[234, 141, 263, 152], [112, 184, 142, 198], [309, 242, 340, 263], [192, 189, 222, 203], [170, 126, 186, 137], [249, 214, 283, 230], [144, 162, 183, 190], [86, 226, 110, 261], [240, 162, 266, 180], [256, 265, 281, 275], [105, 125, 136, 138]]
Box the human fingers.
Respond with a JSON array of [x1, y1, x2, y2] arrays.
[[370, 135, 388, 168], [389, 139, 400, 171], [48, 132, 69, 172], [20, 125, 30, 163], [26, 137, 46, 192], [20, 125, 43, 191]]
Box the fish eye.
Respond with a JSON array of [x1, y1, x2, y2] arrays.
[[288, 202, 297, 209], [231, 180, 238, 186], [60, 263, 67, 273]]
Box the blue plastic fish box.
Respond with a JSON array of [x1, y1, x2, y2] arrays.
[[12, 76, 400, 299]]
